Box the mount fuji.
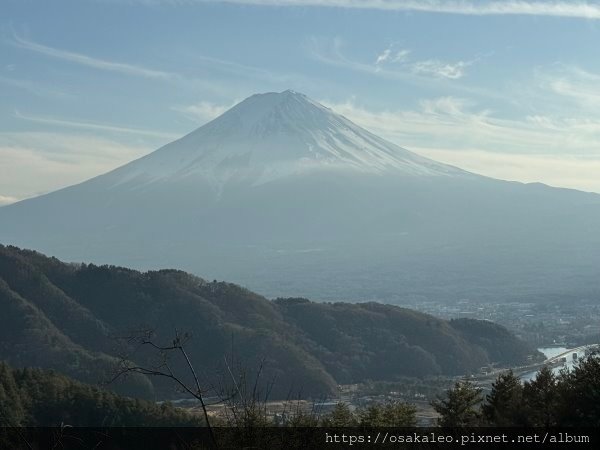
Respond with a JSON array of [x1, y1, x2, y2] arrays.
[[2, 90, 600, 302], [92, 89, 468, 188]]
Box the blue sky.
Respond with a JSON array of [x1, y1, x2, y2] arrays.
[[3, 0, 600, 204]]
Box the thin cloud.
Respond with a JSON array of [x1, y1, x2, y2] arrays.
[[158, 1, 600, 20], [323, 96, 600, 192], [171, 100, 234, 124], [311, 38, 471, 81], [323, 96, 600, 157], [9, 33, 303, 94], [375, 48, 392, 65], [0, 195, 19, 206], [375, 47, 410, 66], [14, 110, 180, 140], [416, 148, 600, 194], [0, 132, 153, 201], [0, 75, 71, 98], [542, 65, 600, 106], [411, 59, 470, 79], [11, 33, 176, 80], [190, 53, 305, 84]]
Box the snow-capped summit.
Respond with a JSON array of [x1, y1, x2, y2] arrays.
[[3, 90, 600, 305], [108, 90, 466, 189]]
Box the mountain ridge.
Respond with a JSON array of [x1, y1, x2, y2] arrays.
[[0, 244, 540, 400]]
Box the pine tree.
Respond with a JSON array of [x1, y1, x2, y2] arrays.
[[359, 401, 416, 427], [556, 354, 600, 426], [522, 366, 558, 427], [431, 380, 482, 427], [482, 370, 524, 426], [321, 402, 357, 426]]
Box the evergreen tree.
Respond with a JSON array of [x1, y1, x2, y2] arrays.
[[0, 362, 25, 426], [357, 404, 382, 427], [482, 370, 524, 426], [321, 402, 357, 426], [431, 380, 482, 427], [380, 401, 417, 427], [358, 401, 416, 427], [522, 366, 558, 427], [556, 353, 600, 426]]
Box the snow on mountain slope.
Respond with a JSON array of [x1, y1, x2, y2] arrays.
[[106, 90, 468, 190], [3, 90, 600, 304]]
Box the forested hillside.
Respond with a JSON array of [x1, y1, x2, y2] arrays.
[[0, 362, 201, 427], [0, 245, 540, 399]]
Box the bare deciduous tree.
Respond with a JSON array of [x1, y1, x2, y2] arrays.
[[111, 328, 217, 446], [111, 328, 287, 447]]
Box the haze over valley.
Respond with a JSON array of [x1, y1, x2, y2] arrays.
[[3, 0, 600, 435], [2, 90, 600, 304]]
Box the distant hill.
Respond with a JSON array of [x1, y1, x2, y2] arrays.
[[0, 245, 540, 399]]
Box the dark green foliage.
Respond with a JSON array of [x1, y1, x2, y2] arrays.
[[319, 401, 417, 427], [522, 366, 558, 427], [320, 403, 358, 427], [357, 401, 417, 427], [0, 362, 201, 427], [432, 355, 600, 427], [0, 244, 537, 400], [556, 354, 600, 426], [431, 380, 482, 427], [482, 370, 525, 426], [449, 318, 539, 366], [0, 362, 25, 426], [275, 299, 539, 383]]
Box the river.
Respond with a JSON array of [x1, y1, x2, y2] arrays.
[[520, 346, 580, 382]]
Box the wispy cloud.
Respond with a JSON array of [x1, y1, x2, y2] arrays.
[[0, 195, 18, 206], [8, 33, 304, 94], [322, 96, 600, 192], [171, 100, 234, 124], [151, 1, 600, 20], [324, 96, 600, 156], [11, 33, 177, 80], [539, 65, 600, 108], [310, 38, 472, 81], [0, 75, 71, 98], [189, 53, 306, 85], [375, 48, 392, 65], [418, 149, 600, 193], [375, 48, 410, 65], [0, 132, 153, 202], [14, 110, 179, 140], [411, 59, 470, 79]]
